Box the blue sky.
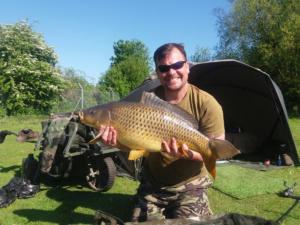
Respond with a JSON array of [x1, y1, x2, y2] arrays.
[[1, 0, 230, 83]]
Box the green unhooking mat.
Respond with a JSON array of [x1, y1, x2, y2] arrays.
[[212, 164, 294, 199]]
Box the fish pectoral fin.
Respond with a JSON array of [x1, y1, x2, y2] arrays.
[[209, 139, 240, 160], [128, 149, 148, 160], [88, 137, 101, 144], [88, 129, 106, 144]]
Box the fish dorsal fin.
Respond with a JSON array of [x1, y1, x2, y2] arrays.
[[140, 91, 199, 129]]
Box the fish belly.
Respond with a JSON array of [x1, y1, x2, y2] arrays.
[[118, 133, 162, 152]]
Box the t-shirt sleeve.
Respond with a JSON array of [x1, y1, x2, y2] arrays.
[[199, 96, 225, 138]]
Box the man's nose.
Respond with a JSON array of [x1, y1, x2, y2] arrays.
[[168, 68, 177, 75]]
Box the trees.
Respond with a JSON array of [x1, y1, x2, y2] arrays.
[[61, 67, 91, 89], [216, 0, 300, 114], [99, 40, 151, 98], [0, 22, 64, 115], [190, 47, 213, 62], [110, 39, 150, 66]]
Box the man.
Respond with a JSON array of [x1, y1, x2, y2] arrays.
[[99, 43, 225, 221]]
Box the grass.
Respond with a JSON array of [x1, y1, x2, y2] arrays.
[[0, 115, 299, 225], [213, 164, 300, 199]]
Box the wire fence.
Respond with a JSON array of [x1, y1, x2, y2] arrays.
[[51, 86, 120, 113]]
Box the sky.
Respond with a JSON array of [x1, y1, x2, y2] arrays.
[[1, 0, 230, 84]]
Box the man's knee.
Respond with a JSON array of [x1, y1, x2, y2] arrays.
[[131, 205, 165, 222], [170, 189, 213, 219]]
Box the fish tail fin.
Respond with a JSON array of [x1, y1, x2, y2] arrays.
[[204, 159, 216, 179], [204, 139, 240, 179], [209, 139, 240, 160]]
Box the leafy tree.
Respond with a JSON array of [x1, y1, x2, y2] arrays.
[[99, 40, 151, 98], [61, 67, 91, 88], [0, 21, 64, 115], [190, 47, 212, 62], [215, 0, 300, 114], [110, 39, 150, 66], [100, 55, 149, 98]]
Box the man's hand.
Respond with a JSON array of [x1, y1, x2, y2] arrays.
[[98, 125, 117, 146], [161, 137, 203, 161]]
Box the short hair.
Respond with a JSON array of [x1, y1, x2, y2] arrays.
[[153, 43, 187, 66]]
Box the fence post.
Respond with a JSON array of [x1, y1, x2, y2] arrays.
[[78, 83, 84, 109]]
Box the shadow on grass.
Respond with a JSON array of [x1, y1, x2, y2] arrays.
[[0, 165, 21, 176], [263, 199, 300, 224], [13, 187, 135, 224]]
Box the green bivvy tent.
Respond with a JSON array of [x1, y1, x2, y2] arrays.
[[122, 59, 299, 165]]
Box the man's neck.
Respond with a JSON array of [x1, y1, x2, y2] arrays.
[[164, 83, 189, 104]]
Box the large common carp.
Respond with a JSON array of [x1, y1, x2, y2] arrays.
[[78, 92, 239, 178]]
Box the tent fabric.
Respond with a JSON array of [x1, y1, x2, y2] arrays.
[[122, 60, 299, 165]]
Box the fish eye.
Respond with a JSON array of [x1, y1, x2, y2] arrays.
[[89, 109, 96, 115]]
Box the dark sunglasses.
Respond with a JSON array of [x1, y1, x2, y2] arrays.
[[157, 61, 186, 73]]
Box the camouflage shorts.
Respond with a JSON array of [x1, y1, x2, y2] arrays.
[[131, 175, 213, 222]]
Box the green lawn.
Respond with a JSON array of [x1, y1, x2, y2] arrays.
[[0, 116, 299, 225]]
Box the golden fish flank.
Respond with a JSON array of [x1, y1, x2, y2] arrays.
[[80, 102, 208, 153], [78, 92, 240, 178]]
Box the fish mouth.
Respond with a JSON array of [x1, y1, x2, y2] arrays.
[[77, 111, 96, 128]]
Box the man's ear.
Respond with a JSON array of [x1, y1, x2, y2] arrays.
[[186, 61, 190, 73]]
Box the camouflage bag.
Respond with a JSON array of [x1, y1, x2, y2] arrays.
[[38, 117, 71, 173]]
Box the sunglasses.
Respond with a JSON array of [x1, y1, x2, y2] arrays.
[[157, 61, 186, 73]]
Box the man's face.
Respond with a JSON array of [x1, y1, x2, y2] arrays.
[[156, 48, 189, 91]]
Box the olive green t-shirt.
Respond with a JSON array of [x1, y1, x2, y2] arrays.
[[144, 84, 224, 187]]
